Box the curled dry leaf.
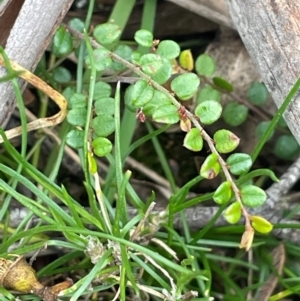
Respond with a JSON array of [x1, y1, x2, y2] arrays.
[[0, 255, 73, 301]]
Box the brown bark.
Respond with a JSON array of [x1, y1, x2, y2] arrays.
[[0, 0, 74, 128]]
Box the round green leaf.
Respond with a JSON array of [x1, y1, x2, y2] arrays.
[[92, 137, 112, 157], [213, 181, 232, 205], [213, 77, 233, 92], [255, 121, 274, 141], [240, 185, 266, 207], [94, 97, 115, 115], [152, 104, 180, 124], [247, 82, 268, 105], [93, 81, 112, 100], [52, 26, 73, 56], [93, 23, 121, 44], [197, 86, 221, 104], [140, 54, 163, 75], [195, 100, 222, 124], [68, 18, 85, 32], [63, 86, 75, 102], [85, 48, 112, 71], [156, 40, 180, 59], [183, 128, 203, 151], [66, 129, 84, 149], [214, 129, 240, 153], [131, 80, 154, 107], [251, 215, 273, 234], [131, 51, 142, 65], [227, 153, 252, 175], [151, 58, 173, 84], [134, 29, 153, 47], [274, 135, 300, 160], [111, 44, 132, 71], [52, 66, 71, 83], [195, 54, 216, 77], [223, 102, 248, 127], [143, 90, 172, 116], [92, 115, 115, 137], [69, 93, 86, 109], [67, 108, 87, 127], [179, 49, 194, 71], [170, 73, 200, 101], [200, 153, 220, 179], [223, 201, 242, 224]]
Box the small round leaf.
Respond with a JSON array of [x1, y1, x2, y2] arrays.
[[213, 181, 232, 205], [92, 115, 115, 137], [195, 100, 222, 124], [140, 54, 163, 75], [213, 77, 233, 92], [131, 80, 154, 107], [111, 44, 132, 71], [170, 73, 200, 101], [93, 23, 121, 44], [142, 90, 172, 116], [240, 185, 267, 207], [179, 49, 194, 71], [223, 102, 248, 127], [197, 86, 221, 104], [68, 18, 85, 32], [52, 26, 73, 57], [92, 137, 112, 157], [52, 66, 71, 83], [66, 129, 84, 149], [95, 97, 115, 115], [200, 153, 220, 179], [183, 128, 203, 152], [227, 153, 252, 175], [256, 121, 274, 141], [156, 40, 180, 59], [67, 108, 87, 127], [247, 82, 269, 105], [214, 129, 240, 153], [223, 201, 242, 224], [251, 215, 273, 234], [85, 48, 112, 71], [93, 81, 112, 99], [195, 54, 216, 77], [274, 135, 300, 160], [69, 93, 86, 109], [151, 58, 172, 84], [152, 104, 180, 124], [134, 29, 153, 47]]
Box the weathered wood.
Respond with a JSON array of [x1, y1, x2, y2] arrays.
[[226, 0, 300, 145], [0, 0, 73, 128]]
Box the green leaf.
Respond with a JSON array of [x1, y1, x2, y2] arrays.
[[93, 81, 112, 99], [52, 26, 73, 56], [223, 201, 242, 224], [247, 82, 269, 105], [140, 54, 163, 75], [240, 185, 267, 207], [93, 23, 121, 44], [183, 128, 203, 151], [156, 40, 180, 59], [274, 135, 300, 160], [68, 18, 85, 32], [213, 181, 232, 205], [223, 102, 248, 126], [52, 66, 71, 83], [227, 153, 252, 175], [92, 115, 115, 137], [150, 58, 172, 84], [197, 86, 221, 104], [124, 85, 136, 113], [152, 104, 180, 124], [92, 137, 112, 157], [179, 49, 194, 71], [94, 97, 115, 115], [85, 48, 112, 71], [111, 44, 132, 71], [255, 121, 274, 141], [69, 93, 86, 109], [213, 77, 233, 92], [195, 100, 222, 124], [131, 51, 142, 65], [170, 73, 200, 101], [131, 80, 154, 107], [66, 129, 84, 149], [195, 54, 216, 77], [134, 29, 153, 47], [251, 215, 273, 234], [214, 129, 240, 153], [67, 108, 87, 127], [200, 153, 220, 179], [143, 90, 172, 116]]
